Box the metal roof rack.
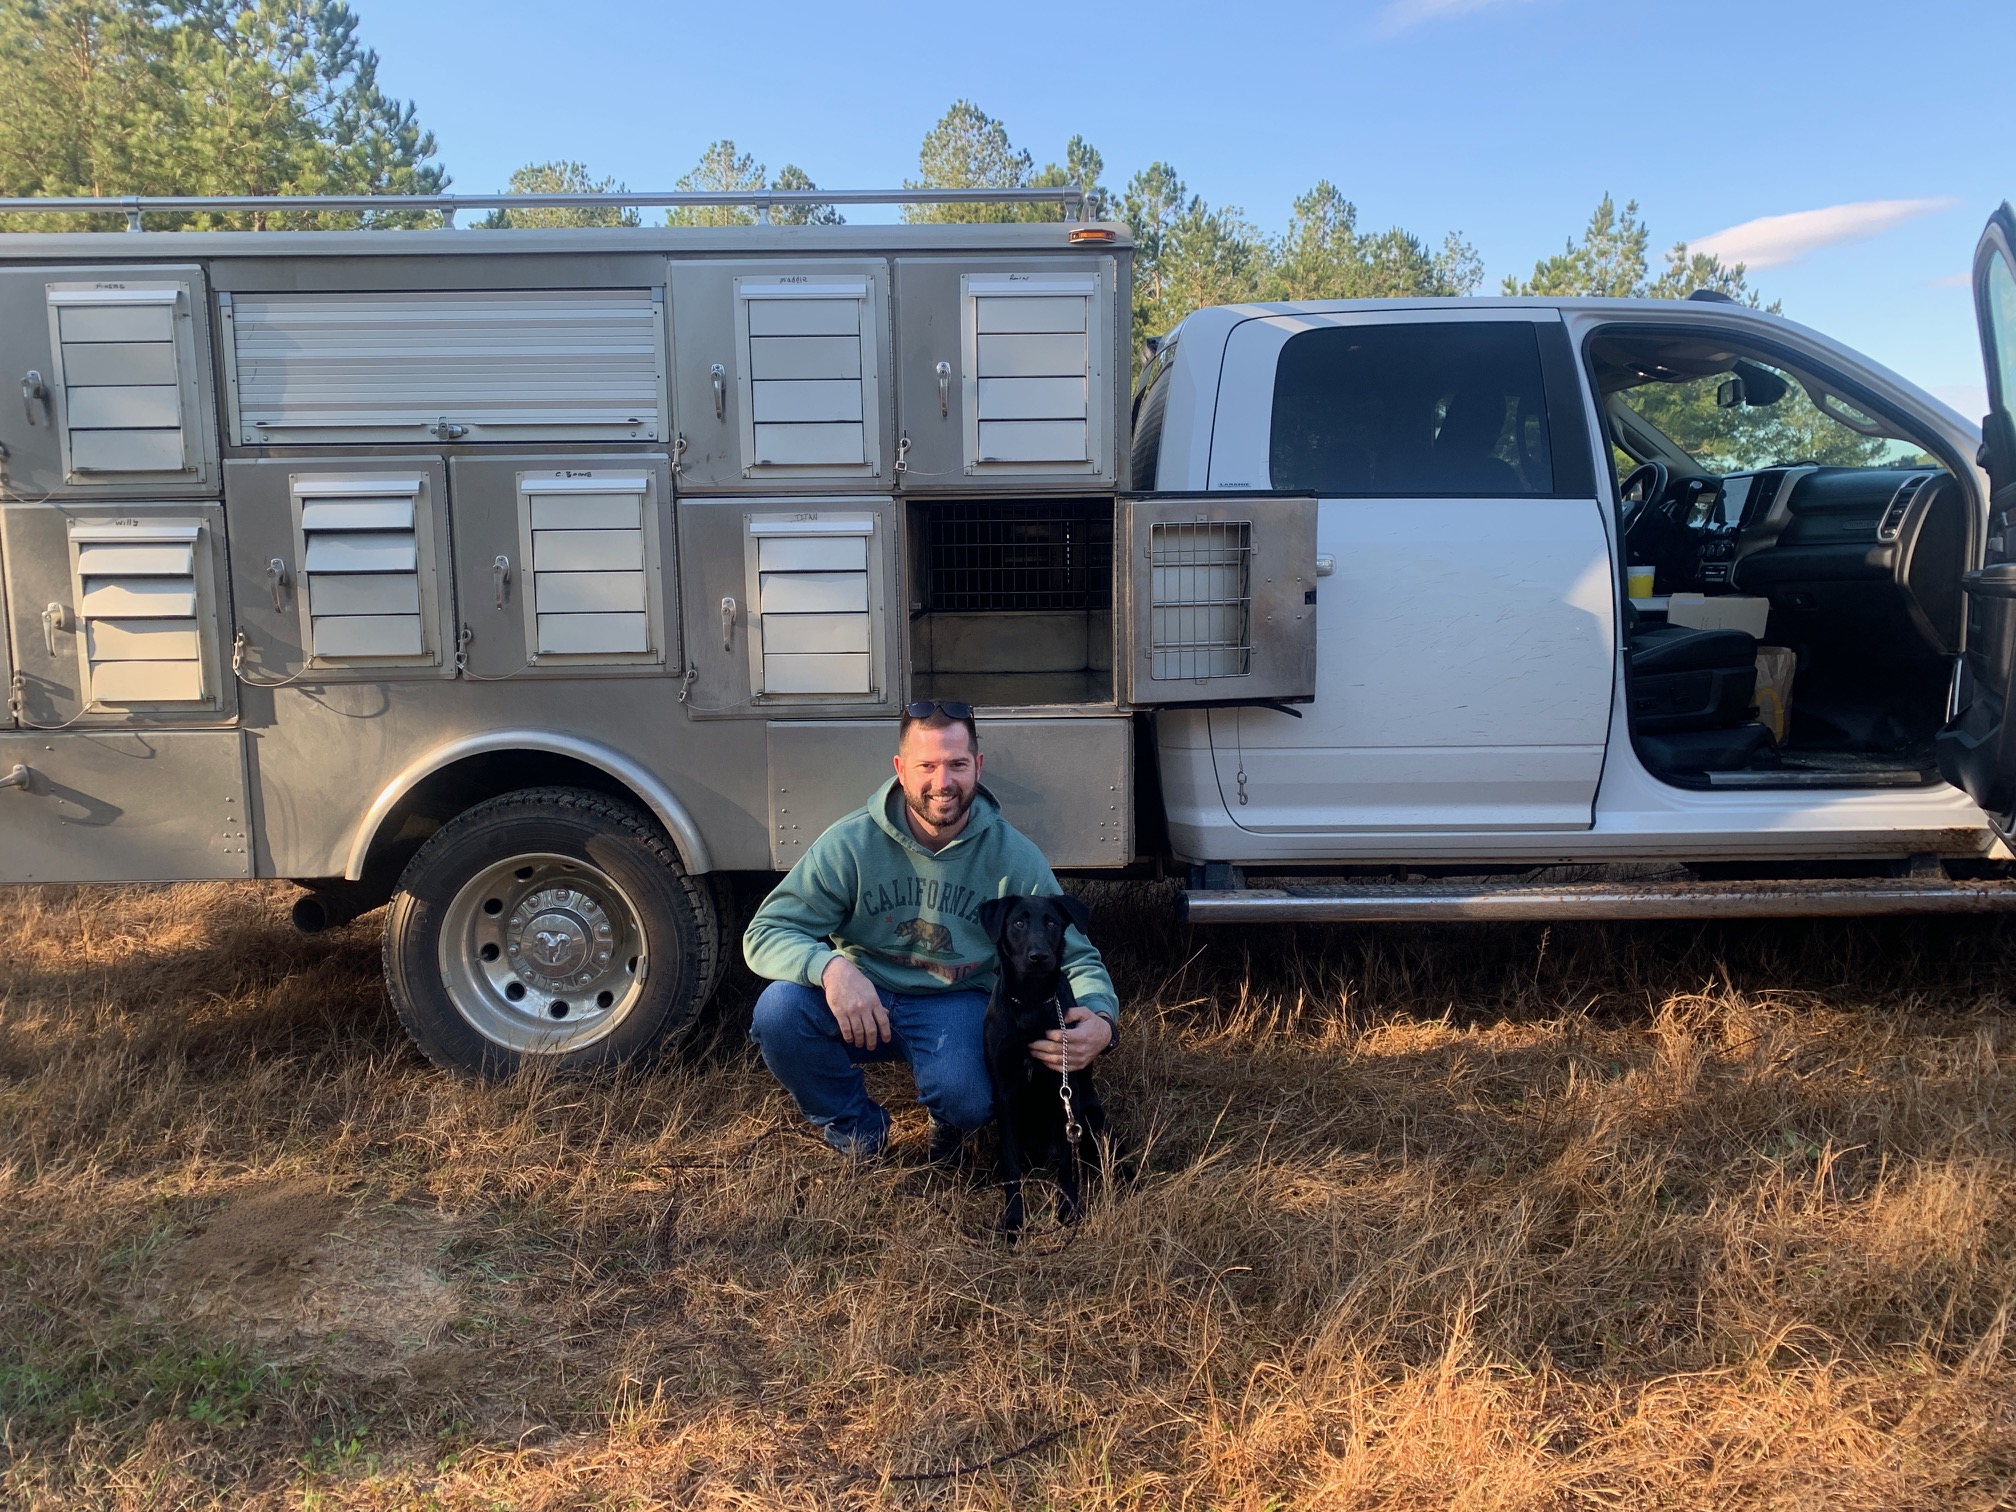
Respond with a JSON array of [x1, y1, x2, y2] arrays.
[[0, 186, 1096, 232]]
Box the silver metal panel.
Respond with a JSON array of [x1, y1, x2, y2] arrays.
[[1182, 878, 2016, 923], [68, 428, 186, 473], [751, 379, 865, 423], [79, 579, 197, 617], [19, 269, 221, 496], [65, 385, 181, 429], [4, 503, 235, 727], [975, 296, 1088, 333], [758, 571, 868, 614], [680, 496, 903, 719], [223, 459, 454, 682], [532, 528, 643, 572], [311, 614, 424, 657], [758, 534, 867, 572], [759, 612, 869, 653], [891, 254, 1121, 489], [978, 420, 1088, 463], [0, 729, 250, 882], [976, 375, 1086, 420], [300, 497, 414, 532], [92, 659, 204, 703], [86, 618, 202, 660], [1119, 493, 1318, 706], [764, 715, 1132, 869], [61, 342, 177, 386], [538, 612, 650, 654], [533, 571, 646, 614], [56, 300, 175, 343], [304, 532, 417, 574], [224, 288, 665, 444], [527, 491, 641, 530], [306, 573, 420, 616], [447, 455, 672, 678], [667, 260, 889, 490], [751, 423, 864, 465], [763, 651, 870, 694]]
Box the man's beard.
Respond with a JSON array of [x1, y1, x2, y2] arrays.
[[905, 783, 974, 828]]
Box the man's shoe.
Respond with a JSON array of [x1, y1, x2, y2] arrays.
[[927, 1116, 967, 1167]]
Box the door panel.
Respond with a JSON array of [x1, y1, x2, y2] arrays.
[[1116, 492, 1317, 705], [1936, 202, 2016, 832], [1210, 497, 1616, 831], [1202, 310, 1615, 833], [0, 264, 220, 499]]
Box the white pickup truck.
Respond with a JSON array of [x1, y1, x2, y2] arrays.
[[0, 188, 2013, 1072]]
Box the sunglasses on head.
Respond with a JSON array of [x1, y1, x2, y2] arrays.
[[904, 700, 974, 720]]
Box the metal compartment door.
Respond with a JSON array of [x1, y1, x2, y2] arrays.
[[1937, 202, 2016, 834], [223, 458, 455, 683], [0, 263, 220, 499], [667, 261, 890, 491], [892, 255, 1121, 491], [448, 454, 674, 678], [1117, 492, 1317, 707]]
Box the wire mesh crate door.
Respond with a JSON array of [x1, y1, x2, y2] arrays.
[[923, 502, 1113, 612], [1148, 521, 1252, 680]]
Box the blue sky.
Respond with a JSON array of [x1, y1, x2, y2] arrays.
[[362, 0, 2010, 418]]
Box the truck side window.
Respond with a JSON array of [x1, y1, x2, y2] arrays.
[[1270, 322, 1555, 496]]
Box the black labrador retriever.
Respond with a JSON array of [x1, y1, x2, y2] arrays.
[[976, 892, 1110, 1240]]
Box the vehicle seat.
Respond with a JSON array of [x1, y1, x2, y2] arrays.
[[1426, 387, 1522, 494], [1627, 621, 1759, 733]]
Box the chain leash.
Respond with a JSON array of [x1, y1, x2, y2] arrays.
[[1055, 995, 1082, 1146]]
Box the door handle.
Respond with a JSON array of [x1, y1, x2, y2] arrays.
[[936, 360, 951, 419], [266, 558, 290, 611], [1961, 563, 2016, 599], [40, 602, 67, 657], [21, 370, 48, 426], [711, 363, 726, 421], [0, 764, 28, 791], [492, 554, 512, 610], [720, 594, 737, 651]]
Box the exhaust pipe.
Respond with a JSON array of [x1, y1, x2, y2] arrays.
[[290, 889, 372, 935]]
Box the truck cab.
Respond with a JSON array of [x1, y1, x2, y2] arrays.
[[1135, 275, 2009, 880]]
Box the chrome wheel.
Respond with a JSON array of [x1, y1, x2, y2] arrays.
[[436, 851, 647, 1054]]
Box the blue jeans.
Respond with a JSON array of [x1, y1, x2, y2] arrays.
[[749, 979, 993, 1154]]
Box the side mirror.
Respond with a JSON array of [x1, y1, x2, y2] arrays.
[[1716, 376, 1746, 409]]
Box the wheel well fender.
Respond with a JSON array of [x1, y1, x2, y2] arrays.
[[343, 730, 714, 883]]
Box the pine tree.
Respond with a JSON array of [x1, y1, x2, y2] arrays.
[[478, 161, 640, 229]]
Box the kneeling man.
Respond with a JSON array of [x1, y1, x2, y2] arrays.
[[743, 701, 1117, 1157]]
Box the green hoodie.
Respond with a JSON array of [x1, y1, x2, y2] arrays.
[[741, 777, 1117, 1028]]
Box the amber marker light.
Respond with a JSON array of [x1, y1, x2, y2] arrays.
[[1067, 226, 1117, 243]]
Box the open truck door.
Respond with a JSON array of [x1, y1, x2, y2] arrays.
[[1116, 492, 1318, 708], [1937, 203, 2016, 834]]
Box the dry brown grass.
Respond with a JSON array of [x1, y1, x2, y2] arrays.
[[3, 880, 2016, 1508]]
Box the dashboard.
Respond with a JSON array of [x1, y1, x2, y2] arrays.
[[1635, 465, 1968, 657]]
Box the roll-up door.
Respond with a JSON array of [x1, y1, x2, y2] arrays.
[[224, 289, 665, 445], [67, 519, 217, 709], [744, 514, 878, 696], [521, 473, 654, 657], [290, 474, 437, 664]]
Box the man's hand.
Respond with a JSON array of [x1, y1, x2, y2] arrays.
[[1027, 1006, 1112, 1072], [822, 955, 891, 1050]]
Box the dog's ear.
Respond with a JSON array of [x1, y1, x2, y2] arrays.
[[1054, 893, 1092, 937], [976, 895, 1013, 946]]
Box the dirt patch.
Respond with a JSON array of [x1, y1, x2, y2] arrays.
[[150, 1177, 465, 1382]]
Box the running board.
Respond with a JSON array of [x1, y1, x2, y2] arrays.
[[1181, 876, 2016, 923]]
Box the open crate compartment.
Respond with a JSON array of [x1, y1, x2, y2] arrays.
[[905, 497, 1114, 708]]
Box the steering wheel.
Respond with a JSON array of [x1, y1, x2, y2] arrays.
[[1618, 461, 1670, 527]]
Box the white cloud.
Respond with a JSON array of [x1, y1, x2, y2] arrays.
[[1690, 198, 1958, 271], [1376, 0, 1541, 35], [1929, 271, 1971, 288]]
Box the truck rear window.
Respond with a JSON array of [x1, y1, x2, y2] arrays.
[[1270, 322, 1556, 496]]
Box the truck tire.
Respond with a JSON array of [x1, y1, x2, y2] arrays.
[[382, 786, 725, 1076]]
